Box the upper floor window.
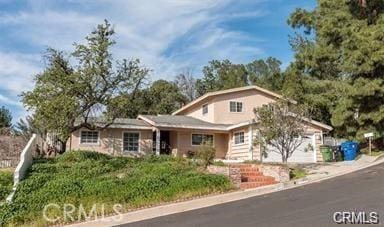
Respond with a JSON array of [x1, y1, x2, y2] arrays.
[[202, 104, 208, 115], [262, 103, 276, 112], [80, 130, 99, 144], [192, 134, 214, 146], [230, 101, 243, 112], [234, 131, 245, 145]]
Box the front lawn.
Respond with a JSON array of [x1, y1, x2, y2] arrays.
[[0, 170, 13, 202], [0, 151, 232, 226]]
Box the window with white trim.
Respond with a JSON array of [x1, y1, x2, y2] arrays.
[[192, 134, 213, 146], [80, 130, 99, 144], [202, 104, 208, 115], [234, 132, 245, 145], [230, 101, 243, 112], [123, 132, 140, 152]]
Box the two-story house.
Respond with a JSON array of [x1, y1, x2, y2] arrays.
[[68, 86, 332, 163]]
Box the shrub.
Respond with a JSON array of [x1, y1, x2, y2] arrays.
[[213, 160, 226, 166], [0, 170, 13, 202], [196, 142, 216, 168], [186, 150, 196, 159], [289, 167, 307, 180]]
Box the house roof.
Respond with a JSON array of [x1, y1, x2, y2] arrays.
[[172, 85, 297, 115], [84, 117, 152, 130], [81, 114, 331, 132], [301, 117, 333, 131], [138, 115, 231, 131]]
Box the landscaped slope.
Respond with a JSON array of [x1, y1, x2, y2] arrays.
[[0, 170, 13, 202], [0, 151, 232, 226]]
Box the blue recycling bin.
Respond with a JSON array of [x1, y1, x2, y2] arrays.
[[341, 141, 359, 161]]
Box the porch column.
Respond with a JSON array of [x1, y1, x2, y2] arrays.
[[248, 124, 253, 160], [156, 128, 160, 155]]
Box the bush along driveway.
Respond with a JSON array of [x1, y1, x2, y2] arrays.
[[0, 151, 233, 226]]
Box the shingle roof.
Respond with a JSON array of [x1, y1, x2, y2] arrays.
[[108, 118, 152, 129], [138, 115, 231, 131], [81, 117, 152, 129]]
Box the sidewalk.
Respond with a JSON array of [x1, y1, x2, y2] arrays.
[[68, 154, 384, 227], [288, 154, 384, 186]]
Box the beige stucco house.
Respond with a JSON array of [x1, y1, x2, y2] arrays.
[[68, 86, 332, 163]]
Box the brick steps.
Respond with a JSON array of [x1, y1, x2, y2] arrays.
[[241, 172, 263, 177], [234, 164, 278, 189], [240, 181, 277, 189], [241, 175, 275, 182]]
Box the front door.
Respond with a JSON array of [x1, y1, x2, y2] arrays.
[[160, 131, 170, 155], [152, 131, 171, 155]]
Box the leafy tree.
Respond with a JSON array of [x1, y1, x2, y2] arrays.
[[22, 20, 149, 151], [196, 60, 248, 97], [247, 57, 284, 91], [288, 0, 384, 139], [108, 80, 186, 118], [254, 100, 310, 164], [0, 106, 12, 130], [147, 80, 187, 114]]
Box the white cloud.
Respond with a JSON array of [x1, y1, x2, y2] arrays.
[[0, 0, 267, 121], [0, 52, 40, 95], [0, 94, 21, 107]]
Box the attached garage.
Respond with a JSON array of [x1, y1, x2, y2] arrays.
[[263, 134, 317, 163]]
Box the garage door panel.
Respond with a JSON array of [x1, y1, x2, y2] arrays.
[[263, 135, 315, 163]]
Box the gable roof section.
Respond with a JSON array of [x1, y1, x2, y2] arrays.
[[138, 115, 230, 131], [172, 85, 297, 115], [301, 117, 333, 131]]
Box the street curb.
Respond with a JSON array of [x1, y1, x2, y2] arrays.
[[67, 183, 284, 227], [284, 156, 384, 189], [67, 157, 384, 227]]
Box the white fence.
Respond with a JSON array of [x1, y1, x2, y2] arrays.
[[6, 134, 37, 203], [13, 134, 37, 183], [0, 160, 20, 168], [0, 135, 24, 168]]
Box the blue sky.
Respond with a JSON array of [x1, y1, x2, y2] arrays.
[[0, 0, 315, 123]]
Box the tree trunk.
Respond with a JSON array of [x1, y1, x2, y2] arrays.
[[58, 138, 68, 154]]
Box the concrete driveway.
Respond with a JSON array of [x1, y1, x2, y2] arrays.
[[119, 162, 384, 227]]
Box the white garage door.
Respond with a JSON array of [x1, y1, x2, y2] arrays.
[[263, 134, 316, 163]]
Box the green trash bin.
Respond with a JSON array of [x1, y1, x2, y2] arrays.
[[320, 145, 333, 162]]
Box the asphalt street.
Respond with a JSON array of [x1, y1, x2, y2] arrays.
[[119, 162, 384, 227]]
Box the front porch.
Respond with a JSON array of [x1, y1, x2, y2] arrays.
[[152, 128, 229, 158]]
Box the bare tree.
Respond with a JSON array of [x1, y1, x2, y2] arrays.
[[254, 100, 310, 164], [175, 68, 196, 102]]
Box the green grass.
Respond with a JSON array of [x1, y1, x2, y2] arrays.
[[289, 167, 308, 180], [0, 151, 232, 226], [0, 170, 13, 202]]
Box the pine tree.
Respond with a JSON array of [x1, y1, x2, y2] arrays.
[[289, 0, 384, 139]]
